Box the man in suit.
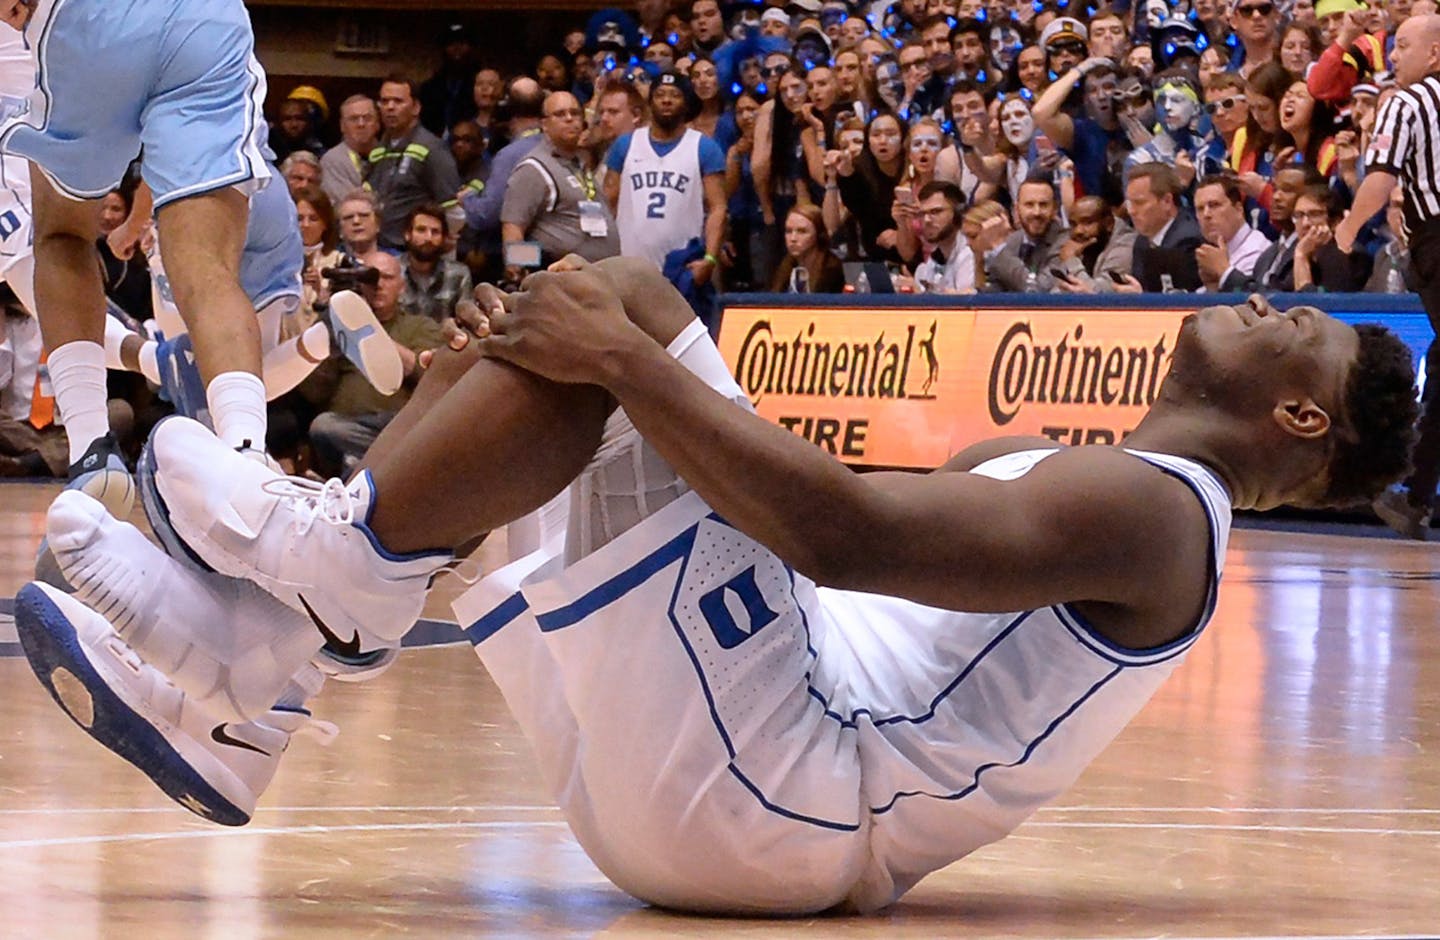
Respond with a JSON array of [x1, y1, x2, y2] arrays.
[[1219, 166, 1316, 293], [1115, 163, 1203, 293], [984, 179, 1068, 292]]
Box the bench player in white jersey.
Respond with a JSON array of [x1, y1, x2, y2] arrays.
[[603, 71, 726, 281], [15, 261, 1419, 906]]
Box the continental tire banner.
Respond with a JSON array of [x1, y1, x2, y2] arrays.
[[715, 304, 1197, 469]]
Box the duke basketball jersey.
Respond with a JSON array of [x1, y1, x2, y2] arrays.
[[0, 28, 35, 278], [458, 316, 1237, 915], [616, 128, 704, 269]]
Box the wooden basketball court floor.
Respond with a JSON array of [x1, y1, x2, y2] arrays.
[[2, 481, 1439, 939]]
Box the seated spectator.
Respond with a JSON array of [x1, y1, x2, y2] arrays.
[[1054, 195, 1137, 292], [280, 150, 322, 199], [898, 181, 977, 294], [1193, 173, 1273, 291], [501, 91, 621, 280], [1366, 185, 1415, 293], [1120, 163, 1203, 292], [1228, 165, 1318, 293], [771, 204, 846, 293], [321, 95, 380, 210], [96, 187, 152, 323], [294, 187, 345, 332], [1291, 185, 1371, 291], [399, 205, 473, 322], [269, 86, 328, 164], [305, 252, 443, 478], [337, 190, 384, 258], [984, 178, 1067, 292]]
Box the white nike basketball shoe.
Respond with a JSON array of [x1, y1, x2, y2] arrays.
[[48, 489, 330, 723], [140, 415, 453, 654], [14, 582, 336, 826]]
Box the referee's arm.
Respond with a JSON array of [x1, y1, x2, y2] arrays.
[[1338, 94, 1409, 252]]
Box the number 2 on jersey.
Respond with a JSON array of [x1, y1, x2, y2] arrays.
[[646, 192, 666, 219]]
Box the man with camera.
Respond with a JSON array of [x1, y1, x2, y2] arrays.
[[306, 251, 443, 478]]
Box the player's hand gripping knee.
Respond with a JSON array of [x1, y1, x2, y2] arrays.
[[477, 268, 642, 386]]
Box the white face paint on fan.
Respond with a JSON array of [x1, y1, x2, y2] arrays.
[[1000, 98, 1035, 148]]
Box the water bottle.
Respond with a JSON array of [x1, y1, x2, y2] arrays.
[[855, 268, 871, 293], [1160, 273, 1176, 294], [793, 265, 810, 294]]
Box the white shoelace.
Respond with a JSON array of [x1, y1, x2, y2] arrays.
[[260, 476, 358, 534]]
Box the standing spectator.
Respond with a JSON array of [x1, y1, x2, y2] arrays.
[[1120, 163, 1204, 292], [1032, 57, 1126, 206], [1280, 21, 1327, 74], [368, 75, 463, 251], [605, 72, 727, 287], [449, 120, 488, 192], [984, 178, 1068, 292], [472, 68, 505, 156], [903, 180, 977, 294], [687, 0, 728, 55], [269, 86, 327, 164], [321, 95, 380, 211], [96, 188, 152, 322], [458, 77, 547, 250], [723, 92, 767, 290], [337, 191, 384, 258], [1193, 173, 1273, 290], [420, 23, 480, 136], [1229, 0, 1281, 74], [399, 205, 473, 322], [688, 56, 728, 144], [591, 83, 648, 191], [1275, 80, 1341, 176], [306, 252, 442, 479], [280, 151, 322, 199], [771, 204, 846, 292], [501, 91, 621, 277], [834, 111, 907, 260]]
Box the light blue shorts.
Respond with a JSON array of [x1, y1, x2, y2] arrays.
[[240, 170, 302, 311], [2, 0, 271, 207]]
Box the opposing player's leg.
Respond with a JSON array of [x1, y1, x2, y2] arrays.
[[28, 167, 134, 513], [155, 187, 268, 451]]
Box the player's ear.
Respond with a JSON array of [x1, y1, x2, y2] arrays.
[[1273, 397, 1332, 439]]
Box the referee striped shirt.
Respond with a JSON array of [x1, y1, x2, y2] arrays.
[[1367, 74, 1440, 235]]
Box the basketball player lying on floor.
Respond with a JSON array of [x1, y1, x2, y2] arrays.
[[16, 257, 1418, 915]]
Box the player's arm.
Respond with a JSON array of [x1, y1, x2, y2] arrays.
[[480, 269, 1203, 620]]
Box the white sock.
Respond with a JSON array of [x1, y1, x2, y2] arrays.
[[48, 340, 110, 464], [137, 342, 160, 385], [261, 322, 330, 398], [101, 316, 133, 370], [205, 371, 268, 450]]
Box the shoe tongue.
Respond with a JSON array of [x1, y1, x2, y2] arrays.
[[347, 470, 377, 524]]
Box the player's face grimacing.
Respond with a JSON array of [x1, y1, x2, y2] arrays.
[[1175, 297, 1359, 426]]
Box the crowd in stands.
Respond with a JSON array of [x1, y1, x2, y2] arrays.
[[0, 0, 1424, 477]]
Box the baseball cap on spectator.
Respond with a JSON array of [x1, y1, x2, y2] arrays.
[[760, 7, 791, 27], [820, 0, 852, 23], [653, 69, 701, 118], [585, 7, 641, 53], [794, 24, 833, 66], [439, 23, 474, 46], [1314, 0, 1365, 17], [1040, 17, 1088, 49], [287, 85, 329, 122], [787, 0, 823, 14], [1156, 16, 1205, 67]]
